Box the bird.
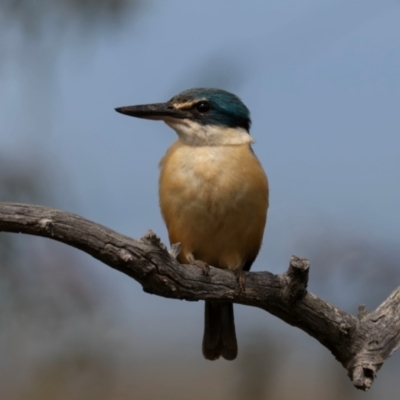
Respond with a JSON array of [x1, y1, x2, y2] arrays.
[[115, 88, 269, 360]]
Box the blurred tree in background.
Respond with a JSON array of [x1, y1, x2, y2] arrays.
[[0, 1, 140, 398], [0, 0, 137, 49]]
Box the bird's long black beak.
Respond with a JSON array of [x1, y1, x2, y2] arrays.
[[115, 102, 185, 120]]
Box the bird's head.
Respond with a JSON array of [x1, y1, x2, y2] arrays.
[[115, 88, 253, 146]]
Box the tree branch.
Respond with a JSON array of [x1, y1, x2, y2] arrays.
[[1, 202, 399, 391]]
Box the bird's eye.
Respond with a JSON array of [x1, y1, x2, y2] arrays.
[[195, 101, 211, 114]]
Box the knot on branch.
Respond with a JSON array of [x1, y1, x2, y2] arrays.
[[282, 256, 310, 303], [118, 249, 134, 263], [38, 218, 55, 236], [339, 322, 352, 336], [350, 363, 380, 391], [140, 230, 168, 253], [358, 304, 368, 320]]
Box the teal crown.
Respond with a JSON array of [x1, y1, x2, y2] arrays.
[[171, 88, 251, 131]]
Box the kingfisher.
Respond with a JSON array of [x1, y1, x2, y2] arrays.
[[115, 88, 269, 360]]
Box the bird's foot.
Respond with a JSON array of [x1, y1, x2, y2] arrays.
[[187, 254, 210, 276], [235, 270, 246, 293]]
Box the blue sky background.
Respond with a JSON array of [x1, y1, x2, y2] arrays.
[[1, 1, 400, 398]]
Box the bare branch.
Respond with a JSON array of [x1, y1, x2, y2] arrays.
[[0, 202, 399, 391]]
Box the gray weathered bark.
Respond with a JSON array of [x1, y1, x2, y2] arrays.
[[0, 202, 399, 391]]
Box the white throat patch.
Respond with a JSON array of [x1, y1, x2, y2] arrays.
[[164, 119, 253, 146]]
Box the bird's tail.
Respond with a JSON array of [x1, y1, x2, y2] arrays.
[[202, 301, 238, 360]]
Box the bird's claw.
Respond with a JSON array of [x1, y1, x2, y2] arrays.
[[188, 254, 210, 276], [236, 270, 246, 293]]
